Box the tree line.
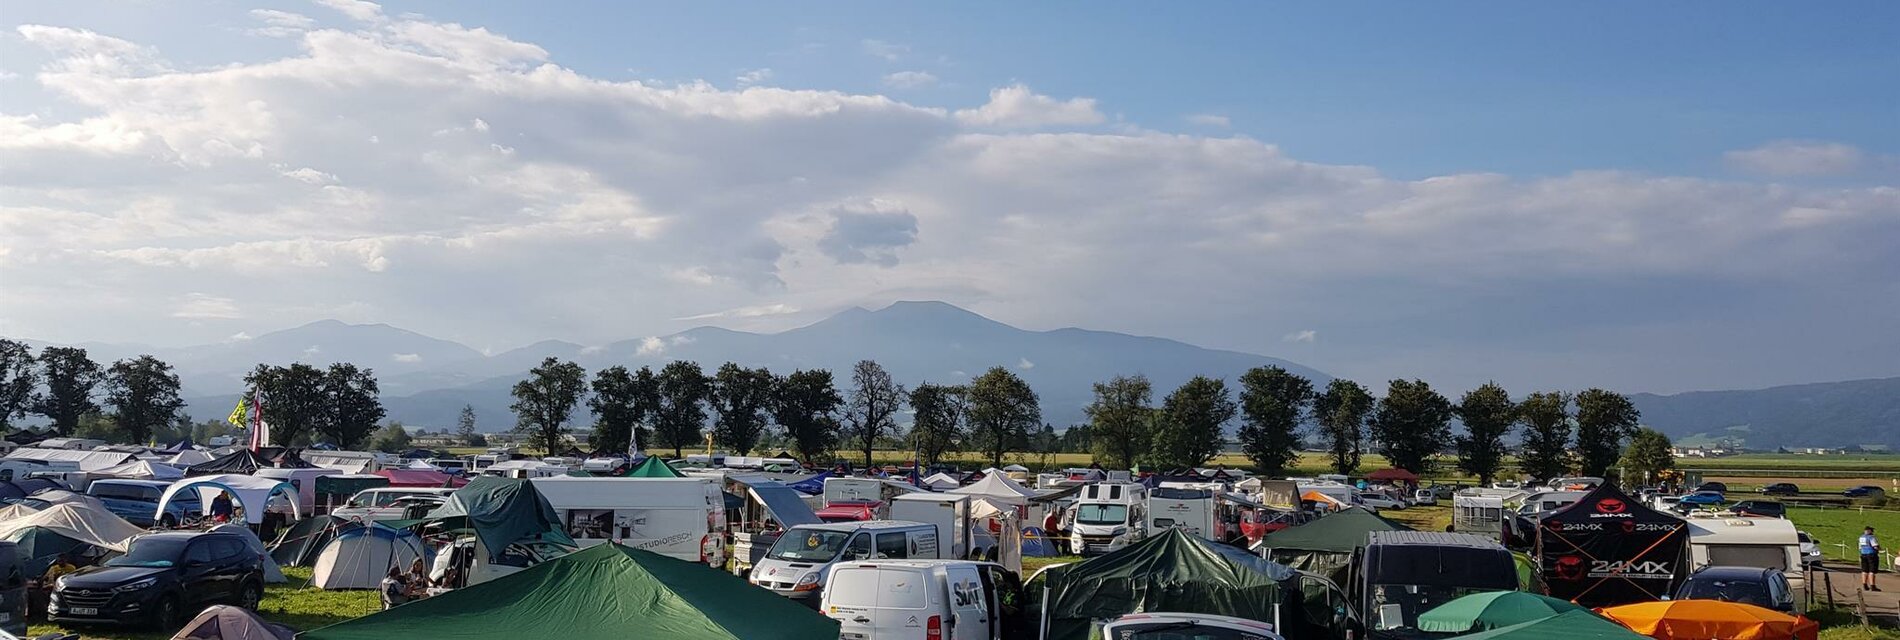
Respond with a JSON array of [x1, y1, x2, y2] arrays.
[[0, 339, 190, 445]]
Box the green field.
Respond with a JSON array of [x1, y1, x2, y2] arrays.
[[28, 567, 378, 640]]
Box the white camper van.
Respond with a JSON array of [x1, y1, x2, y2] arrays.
[[819, 560, 1029, 640], [1686, 517, 1806, 608], [529, 476, 728, 568], [750, 521, 942, 606], [1069, 482, 1149, 556]]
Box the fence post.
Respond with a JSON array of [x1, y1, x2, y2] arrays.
[[1826, 569, 1836, 610], [1858, 588, 1871, 628]]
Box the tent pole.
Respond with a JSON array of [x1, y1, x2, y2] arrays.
[[1273, 601, 1281, 632]]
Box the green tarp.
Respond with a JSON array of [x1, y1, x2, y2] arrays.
[[270, 515, 346, 568], [1045, 528, 1293, 640], [620, 456, 685, 478], [1259, 507, 1410, 583], [420, 476, 575, 561], [301, 543, 840, 640], [1446, 610, 1647, 640]]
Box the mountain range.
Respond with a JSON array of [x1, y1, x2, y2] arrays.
[[17, 301, 1899, 448]]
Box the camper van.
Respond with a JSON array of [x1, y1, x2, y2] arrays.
[[750, 521, 942, 606], [529, 476, 728, 568], [889, 492, 978, 560], [1686, 517, 1806, 609], [1451, 489, 1522, 542], [254, 467, 336, 515], [482, 460, 566, 479], [1349, 531, 1518, 639], [818, 560, 1028, 640], [1069, 482, 1149, 556], [1147, 487, 1243, 544]]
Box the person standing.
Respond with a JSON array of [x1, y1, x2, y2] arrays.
[[1861, 526, 1883, 591]]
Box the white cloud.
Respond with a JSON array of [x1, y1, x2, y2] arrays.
[[861, 39, 908, 61], [1725, 140, 1865, 176], [677, 304, 801, 321], [883, 71, 938, 89], [248, 10, 317, 38], [392, 352, 422, 362], [635, 336, 666, 356], [279, 166, 338, 185], [736, 68, 773, 87], [302, 345, 322, 357], [1283, 330, 1317, 343], [172, 293, 242, 319], [954, 84, 1105, 128], [1186, 113, 1230, 127], [313, 0, 384, 22], [226, 331, 254, 342], [471, 118, 490, 132], [579, 344, 606, 355], [1017, 357, 1035, 370]]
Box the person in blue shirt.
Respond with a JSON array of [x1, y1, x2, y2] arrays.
[[1861, 526, 1882, 591]]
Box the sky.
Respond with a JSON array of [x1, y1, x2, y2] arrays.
[[0, 1, 1896, 396]]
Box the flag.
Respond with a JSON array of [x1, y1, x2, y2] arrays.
[[248, 389, 271, 451], [226, 396, 251, 429]]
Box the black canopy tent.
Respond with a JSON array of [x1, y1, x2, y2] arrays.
[[1535, 483, 1687, 607]]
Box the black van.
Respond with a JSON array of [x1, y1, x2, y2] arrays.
[[1, 541, 25, 636], [1347, 531, 1518, 639]]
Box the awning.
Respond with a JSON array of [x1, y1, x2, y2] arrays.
[[731, 478, 819, 528]]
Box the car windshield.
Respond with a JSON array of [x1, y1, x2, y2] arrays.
[[767, 530, 851, 562], [106, 537, 190, 568], [89, 484, 159, 502], [1680, 577, 1771, 606], [1076, 504, 1130, 526], [1111, 622, 1273, 640]]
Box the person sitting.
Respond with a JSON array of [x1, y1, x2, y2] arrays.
[[41, 553, 79, 583], [404, 558, 431, 598], [380, 566, 408, 610]]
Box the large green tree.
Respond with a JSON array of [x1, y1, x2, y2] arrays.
[[653, 360, 711, 458], [588, 365, 657, 455], [1620, 428, 1675, 486], [1313, 379, 1374, 475], [508, 357, 588, 453], [773, 369, 843, 465], [104, 356, 185, 445], [966, 367, 1041, 467], [1236, 366, 1315, 475], [843, 360, 906, 468], [456, 404, 485, 447], [1366, 379, 1454, 474], [1517, 391, 1573, 482], [908, 383, 967, 468], [1575, 388, 1642, 477], [0, 339, 35, 434], [245, 363, 329, 446], [1454, 382, 1517, 486], [711, 362, 776, 455], [319, 363, 385, 449], [1084, 374, 1154, 470], [1148, 376, 1237, 470], [368, 422, 413, 453], [33, 346, 102, 436]]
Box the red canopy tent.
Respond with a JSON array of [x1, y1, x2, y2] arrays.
[[1367, 468, 1419, 483], [374, 469, 468, 488]]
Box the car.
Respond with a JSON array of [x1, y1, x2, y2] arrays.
[[1412, 489, 1437, 506], [1760, 483, 1800, 496], [331, 487, 457, 522], [86, 480, 201, 528], [1357, 493, 1406, 510], [1679, 491, 1727, 506], [1798, 531, 1823, 567], [1726, 500, 1787, 518], [1101, 612, 1285, 640], [1673, 566, 1796, 613], [48, 531, 265, 629], [1696, 482, 1729, 495], [1844, 486, 1887, 499]]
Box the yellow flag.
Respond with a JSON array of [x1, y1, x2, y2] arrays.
[[227, 396, 250, 428]]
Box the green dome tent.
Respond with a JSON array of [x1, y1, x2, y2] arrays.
[[1257, 506, 1411, 583], [416, 476, 575, 562], [301, 543, 840, 640], [1044, 528, 1295, 640], [619, 456, 685, 478]]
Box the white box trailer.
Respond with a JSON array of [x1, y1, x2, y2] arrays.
[[889, 492, 976, 560], [529, 476, 729, 568], [1687, 517, 1806, 609]]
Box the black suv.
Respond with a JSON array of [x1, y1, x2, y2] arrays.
[[49, 531, 264, 628], [1759, 483, 1799, 496]]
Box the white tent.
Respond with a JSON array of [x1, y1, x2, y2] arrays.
[[921, 472, 962, 491], [27, 489, 110, 511], [169, 604, 296, 640], [0, 503, 40, 520], [948, 469, 1040, 506], [403, 459, 440, 471], [310, 525, 427, 590], [96, 459, 186, 481], [209, 523, 287, 583], [156, 474, 303, 525], [167, 449, 216, 467], [0, 502, 146, 552], [968, 498, 1023, 574], [4, 447, 137, 471]]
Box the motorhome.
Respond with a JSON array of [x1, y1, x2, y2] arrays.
[[1452, 488, 1524, 542], [0, 459, 67, 483], [303, 450, 396, 474], [1686, 517, 1806, 609], [254, 467, 337, 515], [750, 520, 943, 606], [888, 492, 977, 560], [483, 459, 567, 479], [818, 560, 1028, 640], [467, 452, 512, 473], [1069, 482, 1149, 556], [1147, 487, 1244, 544], [1515, 490, 1586, 517], [529, 476, 728, 568], [1348, 531, 1518, 639]]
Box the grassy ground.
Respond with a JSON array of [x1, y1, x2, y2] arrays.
[[1790, 506, 1900, 563], [27, 567, 379, 640]]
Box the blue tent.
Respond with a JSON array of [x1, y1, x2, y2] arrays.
[[1020, 527, 1060, 557], [788, 471, 833, 495]]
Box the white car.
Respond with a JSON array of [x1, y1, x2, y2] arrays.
[[332, 487, 456, 522], [1102, 612, 1283, 640], [1799, 531, 1824, 567], [1412, 489, 1438, 506], [1358, 492, 1407, 510]]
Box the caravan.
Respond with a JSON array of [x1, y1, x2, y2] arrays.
[[1686, 517, 1806, 609], [528, 476, 728, 568]]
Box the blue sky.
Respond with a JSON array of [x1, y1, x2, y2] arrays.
[[1, 1, 1896, 395]]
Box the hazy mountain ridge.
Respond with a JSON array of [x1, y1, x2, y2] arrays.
[[1630, 377, 1900, 449]]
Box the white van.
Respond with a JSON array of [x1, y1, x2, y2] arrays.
[[819, 560, 1029, 640], [254, 467, 335, 515], [751, 521, 942, 605], [529, 476, 728, 568], [1686, 517, 1806, 608]]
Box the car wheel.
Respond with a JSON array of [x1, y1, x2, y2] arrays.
[[238, 579, 264, 610], [151, 594, 181, 629]]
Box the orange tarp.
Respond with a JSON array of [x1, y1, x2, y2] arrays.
[[1598, 599, 1819, 640]]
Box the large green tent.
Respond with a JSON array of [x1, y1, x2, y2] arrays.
[[1258, 507, 1411, 583], [302, 543, 840, 640], [420, 476, 575, 561], [1445, 609, 1647, 640], [620, 456, 685, 478], [1045, 528, 1294, 640]]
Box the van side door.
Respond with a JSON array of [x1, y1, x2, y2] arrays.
[[944, 566, 990, 640]]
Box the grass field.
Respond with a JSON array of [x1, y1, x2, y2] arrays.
[[27, 567, 379, 640]]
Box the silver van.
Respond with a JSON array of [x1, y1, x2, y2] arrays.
[[749, 521, 940, 606]]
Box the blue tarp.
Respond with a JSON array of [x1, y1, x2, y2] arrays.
[[788, 471, 833, 495]]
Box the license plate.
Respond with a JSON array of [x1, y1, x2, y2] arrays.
[[72, 607, 98, 616], [842, 634, 868, 640]]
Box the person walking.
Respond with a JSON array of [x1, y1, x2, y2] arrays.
[[1861, 526, 1883, 591]]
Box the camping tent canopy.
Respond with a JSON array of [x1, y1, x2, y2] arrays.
[[620, 456, 685, 478], [0, 502, 146, 552], [1536, 483, 1687, 607], [1418, 591, 1590, 633], [1259, 506, 1409, 582], [375, 469, 466, 488], [169, 604, 296, 640], [95, 459, 185, 481], [4, 447, 137, 471], [156, 473, 303, 524], [270, 515, 349, 567], [301, 543, 840, 640], [1045, 528, 1292, 640], [947, 469, 1039, 506], [185, 449, 267, 475], [1368, 468, 1420, 483], [311, 524, 428, 590], [920, 472, 961, 491], [1446, 609, 1649, 640], [420, 476, 574, 561]]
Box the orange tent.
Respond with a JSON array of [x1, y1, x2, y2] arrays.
[[1301, 490, 1348, 509], [1598, 600, 1819, 640]]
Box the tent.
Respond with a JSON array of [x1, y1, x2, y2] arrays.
[[24, 489, 109, 511], [1536, 483, 1687, 607], [0, 503, 39, 520], [1258, 507, 1411, 583], [1020, 526, 1061, 557], [186, 449, 267, 475], [167, 449, 216, 467], [0, 477, 63, 500], [787, 470, 832, 494], [209, 523, 288, 583], [271, 515, 349, 568], [270, 448, 315, 469], [4, 447, 137, 471], [156, 474, 303, 525], [920, 471, 962, 491], [374, 469, 467, 488], [311, 524, 429, 590], [1598, 600, 1819, 640], [95, 459, 185, 481], [419, 476, 575, 562], [0, 502, 145, 574], [1418, 591, 1590, 633], [169, 604, 295, 640], [619, 456, 685, 478], [1368, 468, 1420, 483], [1446, 610, 1649, 640], [403, 459, 440, 471], [948, 469, 1040, 506], [159, 439, 195, 453], [1045, 528, 1294, 640], [301, 543, 840, 640]]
